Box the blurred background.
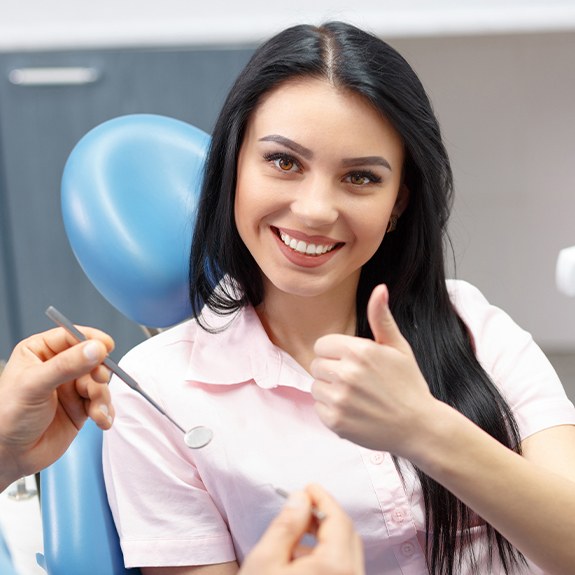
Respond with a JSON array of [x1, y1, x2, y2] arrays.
[[1, 0, 575, 384], [1, 1, 575, 573]]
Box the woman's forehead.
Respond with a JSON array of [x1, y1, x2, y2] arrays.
[[243, 78, 404, 162]]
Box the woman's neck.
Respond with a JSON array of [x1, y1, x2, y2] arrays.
[[256, 282, 357, 373]]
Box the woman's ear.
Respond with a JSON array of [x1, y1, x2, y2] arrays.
[[386, 184, 410, 234], [393, 183, 410, 217]]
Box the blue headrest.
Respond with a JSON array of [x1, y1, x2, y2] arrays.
[[61, 114, 210, 327]]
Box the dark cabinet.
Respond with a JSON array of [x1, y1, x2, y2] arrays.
[[0, 46, 253, 360], [0, 186, 17, 358]]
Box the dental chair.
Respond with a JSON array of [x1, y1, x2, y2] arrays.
[[37, 114, 210, 575]]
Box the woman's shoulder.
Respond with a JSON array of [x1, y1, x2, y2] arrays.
[[445, 278, 534, 370], [445, 279, 575, 438], [445, 278, 490, 309], [118, 305, 251, 373], [118, 317, 203, 373], [445, 279, 522, 337]]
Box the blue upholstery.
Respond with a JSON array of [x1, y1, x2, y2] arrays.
[[39, 421, 140, 575], [38, 114, 210, 574], [61, 114, 209, 328]]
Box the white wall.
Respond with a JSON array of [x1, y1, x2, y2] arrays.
[[389, 32, 575, 351], [1, 2, 575, 350]]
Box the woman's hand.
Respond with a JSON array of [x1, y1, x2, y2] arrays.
[[311, 284, 438, 456]]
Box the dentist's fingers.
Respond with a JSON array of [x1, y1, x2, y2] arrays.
[[306, 484, 365, 575], [240, 490, 314, 571]]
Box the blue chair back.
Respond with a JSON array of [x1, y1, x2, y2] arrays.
[[38, 114, 210, 574]]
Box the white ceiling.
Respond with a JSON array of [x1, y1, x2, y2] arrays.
[[2, 0, 575, 51]]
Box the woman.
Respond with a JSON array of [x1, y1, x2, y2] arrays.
[[103, 22, 575, 574]]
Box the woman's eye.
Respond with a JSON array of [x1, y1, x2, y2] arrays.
[[345, 171, 381, 186], [277, 157, 295, 171], [264, 152, 301, 173]]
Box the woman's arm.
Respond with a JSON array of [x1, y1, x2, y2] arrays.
[[409, 404, 575, 574], [141, 485, 365, 575], [311, 284, 575, 575]]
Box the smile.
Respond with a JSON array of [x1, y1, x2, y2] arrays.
[[275, 228, 341, 256]]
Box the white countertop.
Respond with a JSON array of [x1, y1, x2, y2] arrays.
[[2, 0, 575, 52]]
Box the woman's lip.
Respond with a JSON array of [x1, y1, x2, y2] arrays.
[[272, 226, 341, 245]]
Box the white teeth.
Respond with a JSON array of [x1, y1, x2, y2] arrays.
[[296, 241, 307, 253], [279, 231, 337, 256]]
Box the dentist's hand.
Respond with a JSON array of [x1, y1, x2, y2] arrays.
[[240, 484, 364, 575], [0, 327, 114, 490], [311, 284, 437, 457]]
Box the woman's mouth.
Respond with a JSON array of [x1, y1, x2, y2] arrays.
[[273, 227, 343, 257]]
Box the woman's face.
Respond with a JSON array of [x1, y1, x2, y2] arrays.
[[235, 78, 408, 301]]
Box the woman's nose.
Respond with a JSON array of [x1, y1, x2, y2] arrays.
[[291, 177, 338, 227]]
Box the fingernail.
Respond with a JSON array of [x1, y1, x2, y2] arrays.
[[83, 340, 102, 363], [99, 404, 113, 425]]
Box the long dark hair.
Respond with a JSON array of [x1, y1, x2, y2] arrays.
[[190, 21, 524, 574]]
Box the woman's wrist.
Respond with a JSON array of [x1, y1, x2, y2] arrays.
[[399, 399, 472, 474]]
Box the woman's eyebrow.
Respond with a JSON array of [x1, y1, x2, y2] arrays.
[[259, 135, 313, 159], [259, 135, 392, 170], [341, 156, 392, 170]]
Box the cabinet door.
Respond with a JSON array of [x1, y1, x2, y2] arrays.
[[0, 176, 18, 359], [0, 46, 253, 359]]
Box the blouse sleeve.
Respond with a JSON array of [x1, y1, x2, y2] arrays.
[[102, 336, 236, 569], [447, 280, 575, 441]]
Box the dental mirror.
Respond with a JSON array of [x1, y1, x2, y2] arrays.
[[45, 306, 213, 449]]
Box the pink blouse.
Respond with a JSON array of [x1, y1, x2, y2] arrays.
[[103, 280, 575, 574]]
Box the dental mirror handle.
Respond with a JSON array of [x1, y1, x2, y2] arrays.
[[45, 305, 186, 434]]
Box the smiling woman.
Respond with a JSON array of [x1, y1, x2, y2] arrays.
[[234, 78, 408, 309], [102, 21, 575, 575]]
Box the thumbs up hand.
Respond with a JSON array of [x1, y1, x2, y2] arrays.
[[310, 284, 437, 457]]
